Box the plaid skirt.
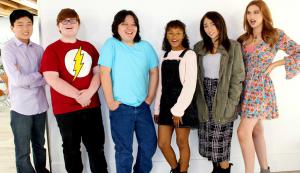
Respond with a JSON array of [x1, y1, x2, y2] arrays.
[[198, 78, 234, 162]]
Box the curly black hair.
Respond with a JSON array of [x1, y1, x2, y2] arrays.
[[162, 20, 190, 51]]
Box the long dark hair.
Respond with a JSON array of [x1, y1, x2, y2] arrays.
[[111, 10, 141, 42], [200, 11, 231, 53], [162, 20, 190, 51]]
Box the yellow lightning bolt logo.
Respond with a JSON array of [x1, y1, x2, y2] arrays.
[[73, 46, 84, 81]]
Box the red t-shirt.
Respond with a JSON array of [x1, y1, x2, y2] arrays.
[[40, 39, 100, 115]]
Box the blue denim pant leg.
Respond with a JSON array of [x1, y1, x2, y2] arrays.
[[110, 102, 157, 173], [110, 104, 135, 173], [133, 102, 157, 173], [11, 111, 48, 173], [31, 112, 49, 173]]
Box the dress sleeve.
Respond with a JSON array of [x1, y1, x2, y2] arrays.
[[276, 29, 300, 79]]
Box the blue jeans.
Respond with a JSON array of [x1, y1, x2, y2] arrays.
[[10, 111, 49, 173], [110, 102, 157, 173]]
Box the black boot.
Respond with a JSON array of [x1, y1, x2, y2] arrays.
[[170, 164, 180, 173], [212, 162, 219, 173], [217, 163, 233, 173]]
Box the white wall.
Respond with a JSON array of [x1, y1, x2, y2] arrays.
[[39, 0, 300, 173], [0, 17, 14, 47], [0, 16, 40, 62]]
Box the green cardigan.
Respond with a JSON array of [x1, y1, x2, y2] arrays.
[[194, 40, 245, 123]]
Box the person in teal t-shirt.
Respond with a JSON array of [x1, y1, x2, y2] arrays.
[[99, 10, 158, 173]]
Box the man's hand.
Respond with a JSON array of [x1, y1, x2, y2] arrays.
[[76, 89, 92, 107]]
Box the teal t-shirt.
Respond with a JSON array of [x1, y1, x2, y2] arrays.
[[98, 37, 158, 107]]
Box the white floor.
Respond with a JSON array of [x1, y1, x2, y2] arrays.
[[0, 106, 299, 173], [0, 105, 50, 173]]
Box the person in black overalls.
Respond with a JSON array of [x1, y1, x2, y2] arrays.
[[154, 20, 198, 173]]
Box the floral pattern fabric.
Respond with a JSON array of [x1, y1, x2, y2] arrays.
[[240, 29, 300, 119]]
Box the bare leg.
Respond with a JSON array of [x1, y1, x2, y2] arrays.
[[175, 128, 190, 172], [237, 117, 259, 173], [158, 125, 177, 169], [253, 120, 268, 170]]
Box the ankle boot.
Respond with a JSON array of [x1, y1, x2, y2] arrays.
[[212, 162, 218, 173], [217, 163, 233, 173], [260, 167, 270, 173], [170, 164, 180, 173]]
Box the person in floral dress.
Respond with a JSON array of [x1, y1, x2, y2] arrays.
[[237, 1, 300, 173]]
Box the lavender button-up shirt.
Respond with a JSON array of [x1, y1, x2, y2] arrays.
[[2, 38, 48, 115]]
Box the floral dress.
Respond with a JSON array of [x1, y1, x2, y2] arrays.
[[240, 29, 300, 119]]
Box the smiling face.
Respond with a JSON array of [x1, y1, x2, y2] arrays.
[[166, 27, 185, 51], [117, 15, 137, 45], [203, 17, 219, 42], [11, 16, 33, 44], [247, 4, 263, 30], [58, 18, 79, 38]]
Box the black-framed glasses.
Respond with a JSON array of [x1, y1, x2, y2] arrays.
[[60, 18, 78, 25]]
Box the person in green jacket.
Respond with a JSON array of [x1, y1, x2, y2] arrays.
[[194, 11, 245, 173]]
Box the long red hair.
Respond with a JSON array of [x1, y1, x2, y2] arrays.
[[238, 0, 279, 47]]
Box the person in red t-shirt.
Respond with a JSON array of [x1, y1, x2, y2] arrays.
[[40, 8, 107, 173]]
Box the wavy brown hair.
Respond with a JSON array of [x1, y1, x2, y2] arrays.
[[238, 0, 279, 47]]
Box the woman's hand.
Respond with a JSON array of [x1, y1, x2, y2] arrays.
[[172, 115, 183, 127], [265, 59, 285, 76], [107, 100, 121, 111], [154, 114, 159, 124], [265, 63, 275, 76]]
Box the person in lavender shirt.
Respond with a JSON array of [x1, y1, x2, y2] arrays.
[[1, 9, 49, 173]]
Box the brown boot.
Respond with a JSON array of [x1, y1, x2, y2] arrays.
[[260, 167, 270, 173]]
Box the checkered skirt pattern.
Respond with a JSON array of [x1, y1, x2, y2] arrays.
[[198, 78, 234, 162]]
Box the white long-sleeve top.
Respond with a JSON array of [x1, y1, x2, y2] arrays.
[[154, 50, 197, 117]]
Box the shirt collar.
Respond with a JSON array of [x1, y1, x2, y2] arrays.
[[14, 37, 33, 47]]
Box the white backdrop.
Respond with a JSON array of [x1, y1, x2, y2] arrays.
[[39, 0, 300, 173]]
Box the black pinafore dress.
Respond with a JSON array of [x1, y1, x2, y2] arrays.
[[158, 49, 198, 128]]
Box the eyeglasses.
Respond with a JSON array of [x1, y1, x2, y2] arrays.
[[60, 18, 78, 25]]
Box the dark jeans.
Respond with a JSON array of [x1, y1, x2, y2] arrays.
[[110, 102, 157, 173], [10, 111, 49, 173], [55, 107, 107, 173]]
